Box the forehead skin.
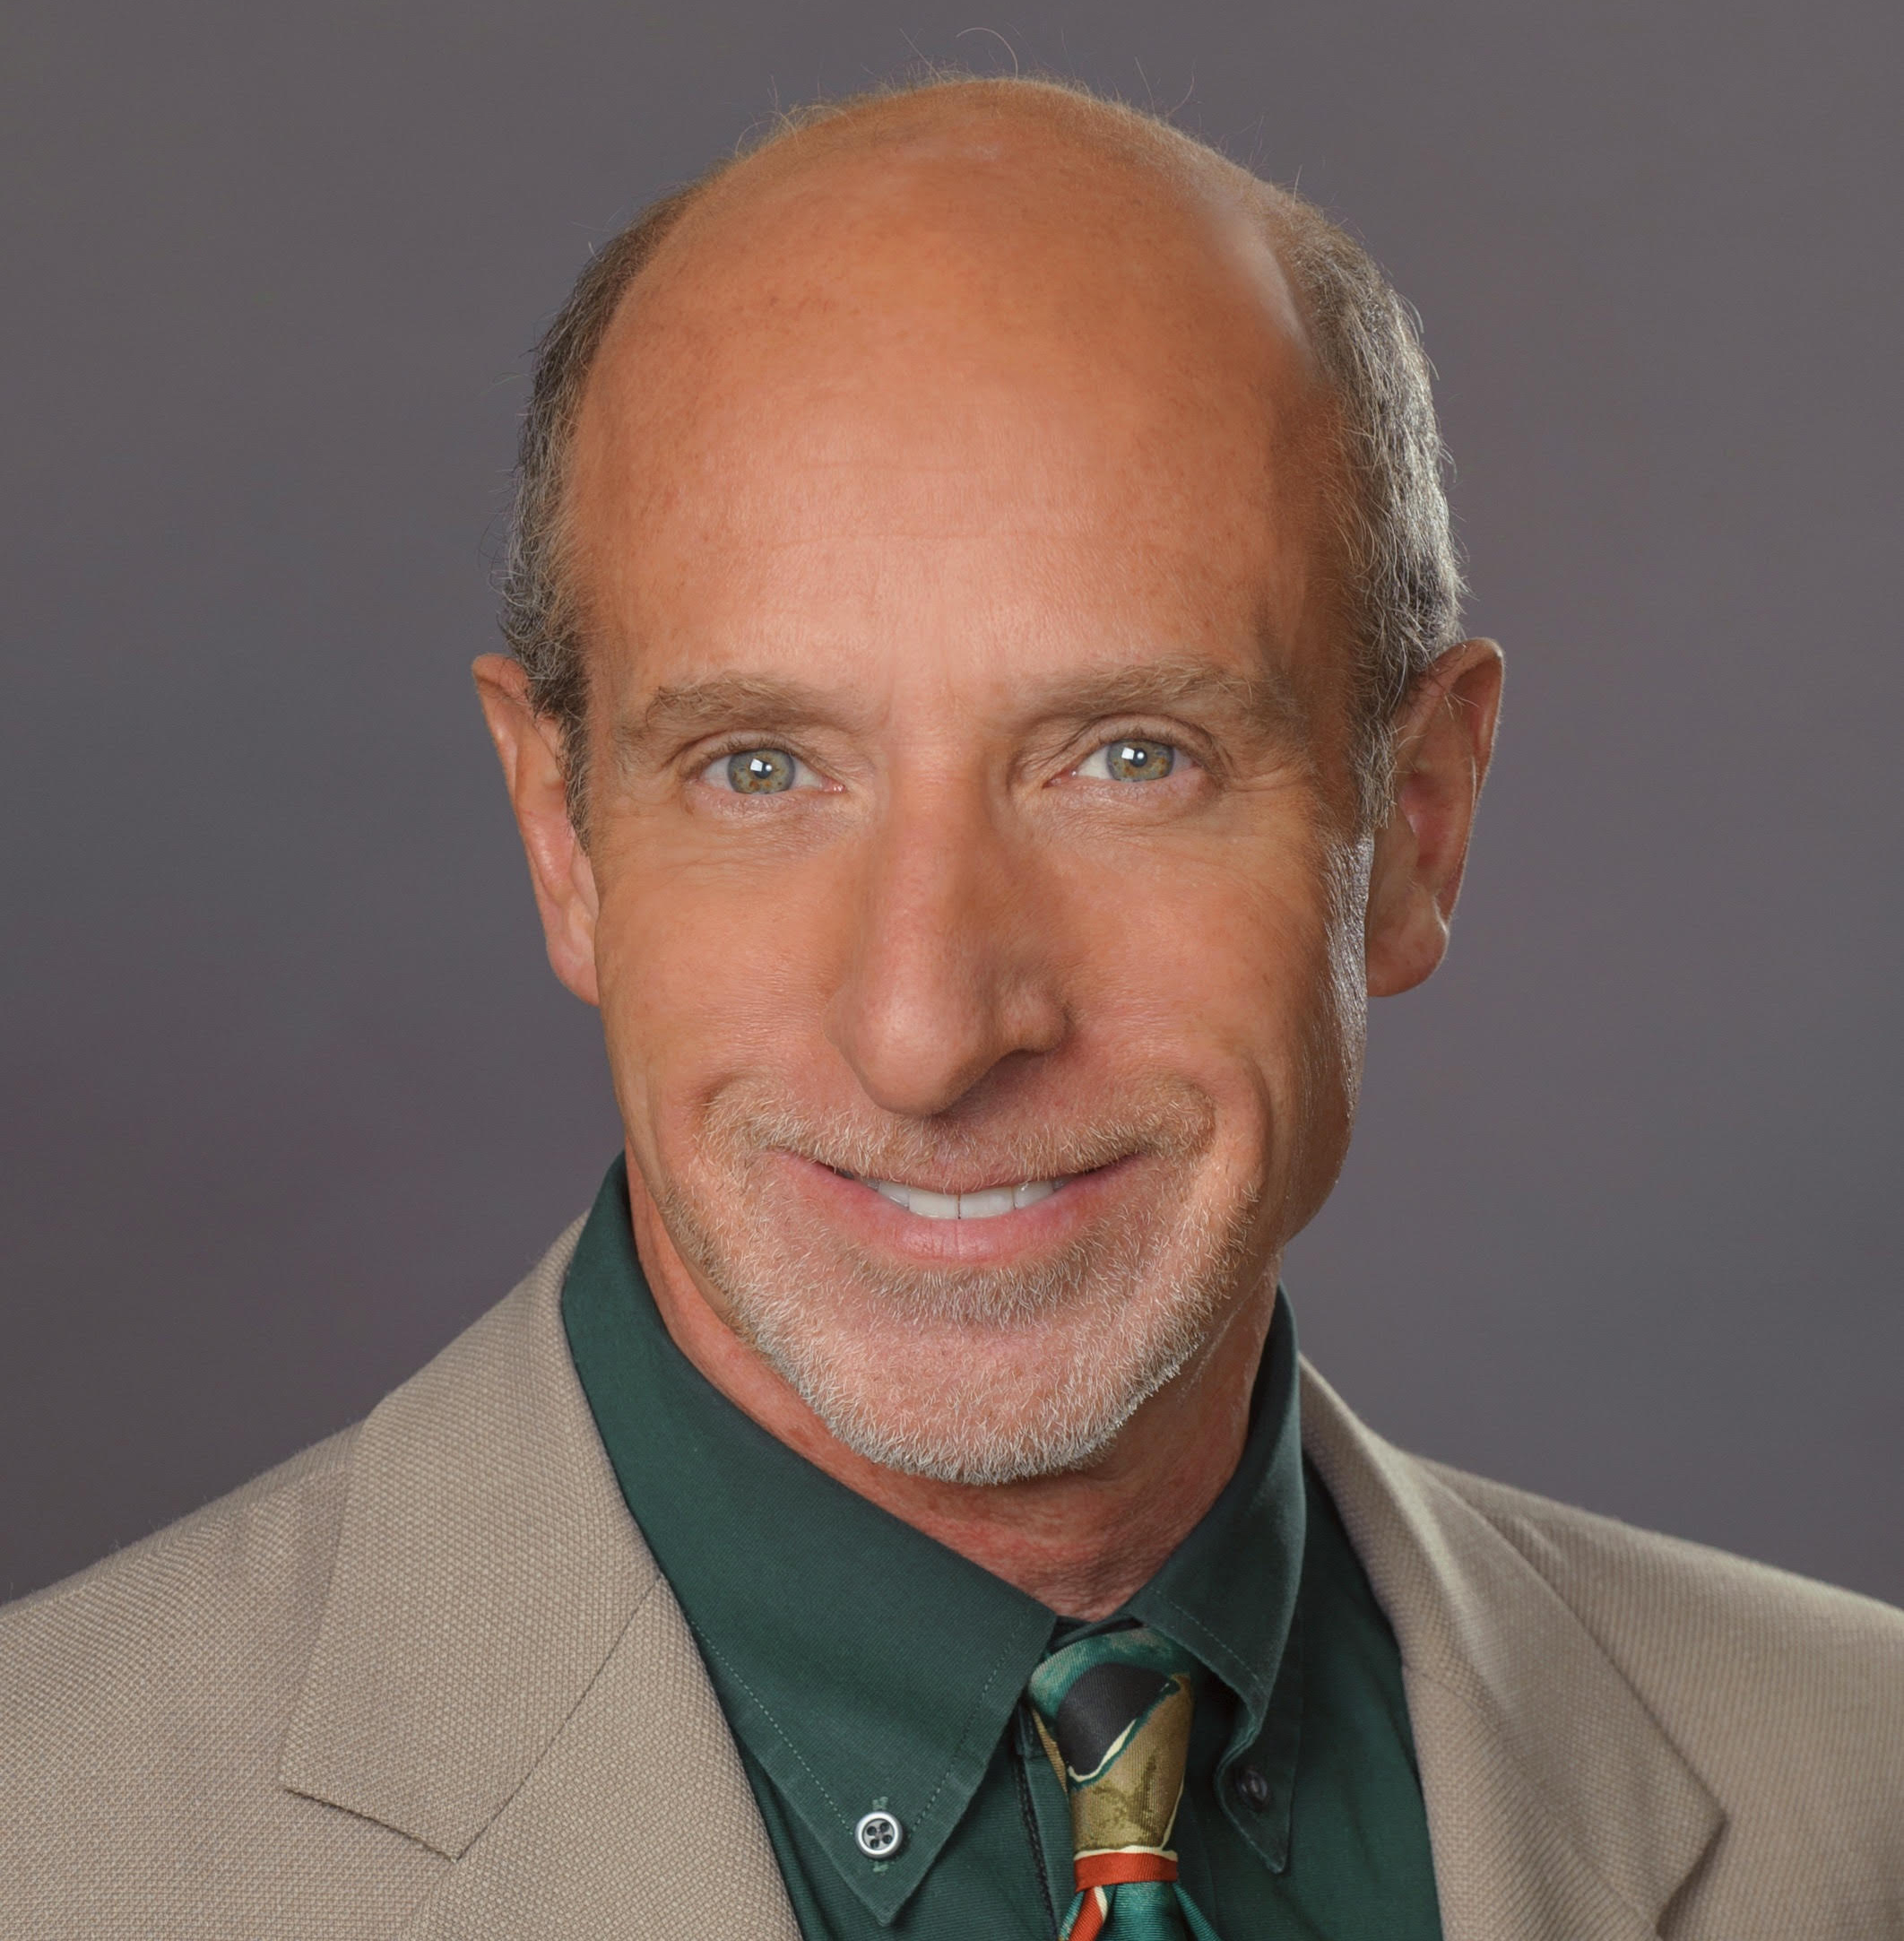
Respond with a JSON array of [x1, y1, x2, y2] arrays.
[[565, 86, 1353, 790]]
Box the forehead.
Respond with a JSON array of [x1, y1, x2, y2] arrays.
[[566, 104, 1345, 692]]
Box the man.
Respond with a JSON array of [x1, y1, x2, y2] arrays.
[[3, 73, 1900, 1941]]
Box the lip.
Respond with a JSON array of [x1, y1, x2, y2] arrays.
[[773, 1150, 1144, 1266]]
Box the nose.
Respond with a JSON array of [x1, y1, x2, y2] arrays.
[[827, 778, 1069, 1120]]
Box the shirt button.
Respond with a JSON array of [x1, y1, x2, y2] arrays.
[[854, 1809, 905, 1859], [1231, 1763, 1272, 1812]]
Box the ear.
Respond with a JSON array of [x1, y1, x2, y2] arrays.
[[472, 654, 601, 1006], [1363, 638, 1504, 998]]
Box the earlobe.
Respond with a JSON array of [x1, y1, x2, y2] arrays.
[[1363, 638, 1503, 999], [471, 654, 602, 1008]]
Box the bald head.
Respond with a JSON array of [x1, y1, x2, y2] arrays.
[[500, 76, 1462, 835], [603, 79, 1319, 409], [638, 77, 1300, 322]]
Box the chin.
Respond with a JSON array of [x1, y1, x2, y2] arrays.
[[660, 1157, 1264, 1486], [758, 1321, 1184, 1486]]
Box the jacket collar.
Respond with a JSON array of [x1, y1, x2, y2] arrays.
[[278, 1219, 801, 1940], [1299, 1362, 1724, 1941]]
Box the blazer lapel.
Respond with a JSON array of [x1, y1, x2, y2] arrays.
[[1300, 1363, 1723, 1941], [279, 1220, 800, 1941]]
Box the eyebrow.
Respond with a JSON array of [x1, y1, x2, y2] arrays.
[[1020, 655, 1309, 746], [612, 673, 863, 771], [611, 654, 1310, 771]]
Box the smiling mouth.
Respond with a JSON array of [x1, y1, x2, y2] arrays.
[[842, 1174, 1072, 1221]]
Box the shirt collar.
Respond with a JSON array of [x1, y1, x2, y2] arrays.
[[1131, 1277, 1306, 1875], [562, 1159, 1306, 1919]]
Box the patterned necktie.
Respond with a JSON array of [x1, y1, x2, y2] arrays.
[[1026, 1627, 1221, 1941]]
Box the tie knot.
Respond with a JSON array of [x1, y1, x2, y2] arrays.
[[1027, 1627, 1199, 1858]]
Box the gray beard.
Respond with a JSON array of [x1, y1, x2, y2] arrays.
[[654, 1096, 1259, 1484]]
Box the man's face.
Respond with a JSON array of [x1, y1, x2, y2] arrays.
[[558, 126, 1374, 1482]]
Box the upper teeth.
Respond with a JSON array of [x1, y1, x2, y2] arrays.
[[866, 1178, 1063, 1220]]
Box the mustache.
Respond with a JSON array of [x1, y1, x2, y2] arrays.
[[699, 1083, 1218, 1186]]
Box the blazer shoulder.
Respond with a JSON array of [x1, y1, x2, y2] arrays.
[[0, 1425, 458, 1933], [0, 1221, 606, 1934], [1, 1425, 360, 1746], [1418, 1455, 1904, 1806], [1421, 1455, 1904, 1650]]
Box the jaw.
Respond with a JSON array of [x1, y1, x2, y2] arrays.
[[621, 1079, 1290, 1485]]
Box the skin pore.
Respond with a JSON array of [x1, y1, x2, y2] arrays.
[[478, 90, 1502, 1618]]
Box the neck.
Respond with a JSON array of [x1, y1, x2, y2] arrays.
[[625, 1175, 1277, 1619]]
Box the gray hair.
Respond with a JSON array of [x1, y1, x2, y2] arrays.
[[497, 75, 1464, 837]]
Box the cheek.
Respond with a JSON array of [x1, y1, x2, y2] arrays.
[[1058, 835, 1364, 1180], [1070, 832, 1352, 1044], [589, 842, 848, 1137]]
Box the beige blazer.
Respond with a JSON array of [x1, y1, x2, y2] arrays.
[[4, 1221, 1901, 1939]]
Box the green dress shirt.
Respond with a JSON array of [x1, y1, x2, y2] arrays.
[[563, 1160, 1442, 1939]]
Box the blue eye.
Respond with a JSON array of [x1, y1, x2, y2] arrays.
[[705, 747, 818, 793], [1077, 738, 1177, 782]]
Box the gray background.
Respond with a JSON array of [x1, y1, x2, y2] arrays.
[[4, 0, 1899, 1606]]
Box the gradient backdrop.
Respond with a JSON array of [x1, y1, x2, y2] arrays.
[[4, 1, 1900, 1605]]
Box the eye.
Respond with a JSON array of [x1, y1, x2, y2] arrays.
[[1074, 738, 1179, 783], [701, 747, 821, 794]]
